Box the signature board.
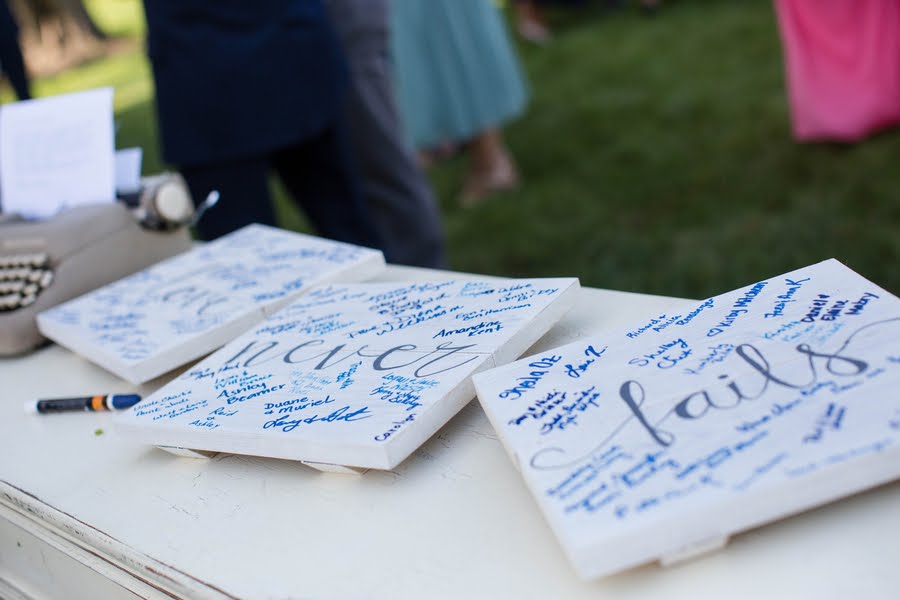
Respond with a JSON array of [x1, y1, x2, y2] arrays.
[[37, 225, 385, 383], [472, 259, 900, 579], [115, 278, 580, 470]]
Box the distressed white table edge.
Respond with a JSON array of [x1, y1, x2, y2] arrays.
[[1, 264, 898, 600]]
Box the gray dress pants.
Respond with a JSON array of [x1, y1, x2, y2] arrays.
[[327, 0, 447, 268]]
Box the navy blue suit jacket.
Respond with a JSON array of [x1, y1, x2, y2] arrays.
[[143, 0, 347, 167]]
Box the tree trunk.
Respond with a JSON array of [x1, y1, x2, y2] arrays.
[[55, 0, 107, 40], [11, 0, 107, 44]]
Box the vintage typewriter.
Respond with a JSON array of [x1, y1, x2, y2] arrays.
[[0, 175, 200, 356], [0, 250, 54, 312]]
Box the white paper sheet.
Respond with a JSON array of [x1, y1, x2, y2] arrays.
[[114, 147, 143, 193], [0, 87, 115, 218]]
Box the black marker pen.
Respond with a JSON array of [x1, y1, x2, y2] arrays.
[[25, 394, 142, 415]]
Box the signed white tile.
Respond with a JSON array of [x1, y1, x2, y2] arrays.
[[36, 225, 385, 383], [115, 278, 580, 470], [473, 259, 900, 580]]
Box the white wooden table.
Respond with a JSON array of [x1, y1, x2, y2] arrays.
[[1, 266, 898, 599]]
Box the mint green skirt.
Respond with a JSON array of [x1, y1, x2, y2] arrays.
[[390, 0, 530, 149]]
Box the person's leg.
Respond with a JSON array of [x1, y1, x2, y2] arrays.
[[273, 122, 385, 251], [0, 2, 31, 100], [514, 0, 551, 44], [462, 128, 519, 206], [326, 0, 446, 267], [180, 157, 275, 240]]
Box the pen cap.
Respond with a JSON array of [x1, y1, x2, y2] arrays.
[[109, 393, 142, 410]]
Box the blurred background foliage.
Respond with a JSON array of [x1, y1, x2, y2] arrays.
[[3, 0, 898, 299]]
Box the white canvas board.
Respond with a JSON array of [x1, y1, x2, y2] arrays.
[[472, 259, 900, 579], [115, 278, 580, 469], [37, 224, 385, 383], [0, 87, 115, 218]]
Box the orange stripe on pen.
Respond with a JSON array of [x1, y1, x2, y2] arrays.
[[91, 395, 106, 411]]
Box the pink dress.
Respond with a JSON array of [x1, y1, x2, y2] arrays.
[[774, 0, 900, 142]]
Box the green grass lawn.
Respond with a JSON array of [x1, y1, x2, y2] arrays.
[[5, 0, 898, 299]]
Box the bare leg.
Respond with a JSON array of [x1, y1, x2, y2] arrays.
[[462, 128, 519, 206], [514, 1, 551, 44]]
